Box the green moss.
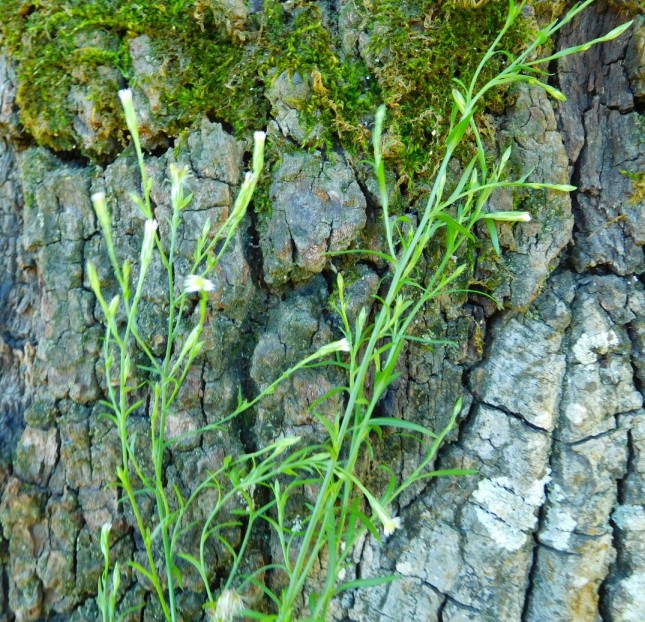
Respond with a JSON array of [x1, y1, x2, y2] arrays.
[[258, 1, 379, 154], [365, 0, 532, 187], [3, 0, 532, 195], [621, 168, 645, 204]]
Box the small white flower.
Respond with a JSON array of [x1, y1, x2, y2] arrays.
[[253, 130, 266, 145], [91, 191, 111, 232], [338, 337, 351, 352], [383, 515, 402, 537], [140, 219, 158, 267], [210, 589, 244, 622], [184, 274, 216, 294], [118, 88, 133, 107]]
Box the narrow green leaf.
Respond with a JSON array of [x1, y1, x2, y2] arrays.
[[370, 417, 439, 438], [485, 218, 501, 255], [435, 212, 477, 241], [338, 574, 399, 593]]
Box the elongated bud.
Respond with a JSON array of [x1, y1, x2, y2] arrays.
[[91, 191, 111, 234], [499, 146, 512, 173], [140, 219, 158, 268], [252, 131, 266, 175], [119, 89, 140, 144], [272, 436, 301, 452], [482, 211, 532, 223], [100, 522, 112, 559], [529, 79, 567, 102], [123, 354, 132, 379], [108, 295, 120, 318], [356, 307, 367, 333], [177, 325, 201, 363], [201, 217, 211, 241], [452, 88, 467, 114], [123, 259, 131, 286], [169, 163, 191, 210], [336, 272, 344, 293], [87, 262, 101, 296], [315, 338, 351, 358], [112, 560, 121, 592]]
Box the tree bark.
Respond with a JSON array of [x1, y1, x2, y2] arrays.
[[0, 2, 642, 621]]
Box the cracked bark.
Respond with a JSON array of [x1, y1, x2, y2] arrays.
[[0, 1, 643, 621]]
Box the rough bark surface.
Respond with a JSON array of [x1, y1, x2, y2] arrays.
[[0, 2, 643, 621]]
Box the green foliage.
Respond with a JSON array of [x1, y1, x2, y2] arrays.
[[366, 0, 533, 184], [0, 0, 528, 178], [86, 4, 635, 621]]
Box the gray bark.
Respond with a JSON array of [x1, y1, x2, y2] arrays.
[[0, 2, 643, 621]]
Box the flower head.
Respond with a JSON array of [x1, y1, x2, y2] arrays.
[[140, 219, 158, 268], [209, 589, 244, 622], [382, 515, 402, 537], [367, 496, 402, 538], [118, 88, 133, 108], [184, 274, 216, 294], [338, 337, 351, 352]]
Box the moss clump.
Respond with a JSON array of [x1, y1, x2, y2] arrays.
[[365, 0, 532, 186], [258, 1, 380, 153], [621, 168, 645, 203], [1, 0, 380, 161], [3, 0, 532, 188], [1, 0, 261, 159]]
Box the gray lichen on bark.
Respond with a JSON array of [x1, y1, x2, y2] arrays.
[[0, 2, 643, 621]]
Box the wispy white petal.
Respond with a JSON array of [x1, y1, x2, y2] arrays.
[[184, 274, 216, 294]]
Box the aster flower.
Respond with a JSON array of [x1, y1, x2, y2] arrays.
[[140, 219, 158, 268], [209, 589, 244, 622], [183, 274, 216, 294], [382, 515, 402, 537]]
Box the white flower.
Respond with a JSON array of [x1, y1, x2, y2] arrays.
[[91, 191, 111, 232], [140, 219, 158, 267], [338, 337, 351, 352], [210, 589, 244, 622], [253, 130, 266, 145], [383, 515, 402, 537], [118, 88, 133, 107], [315, 338, 352, 358], [184, 274, 216, 294]]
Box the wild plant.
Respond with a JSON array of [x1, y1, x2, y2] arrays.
[[89, 1, 631, 620]]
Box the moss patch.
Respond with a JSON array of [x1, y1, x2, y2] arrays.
[[364, 0, 532, 186], [2, 0, 531, 182]]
